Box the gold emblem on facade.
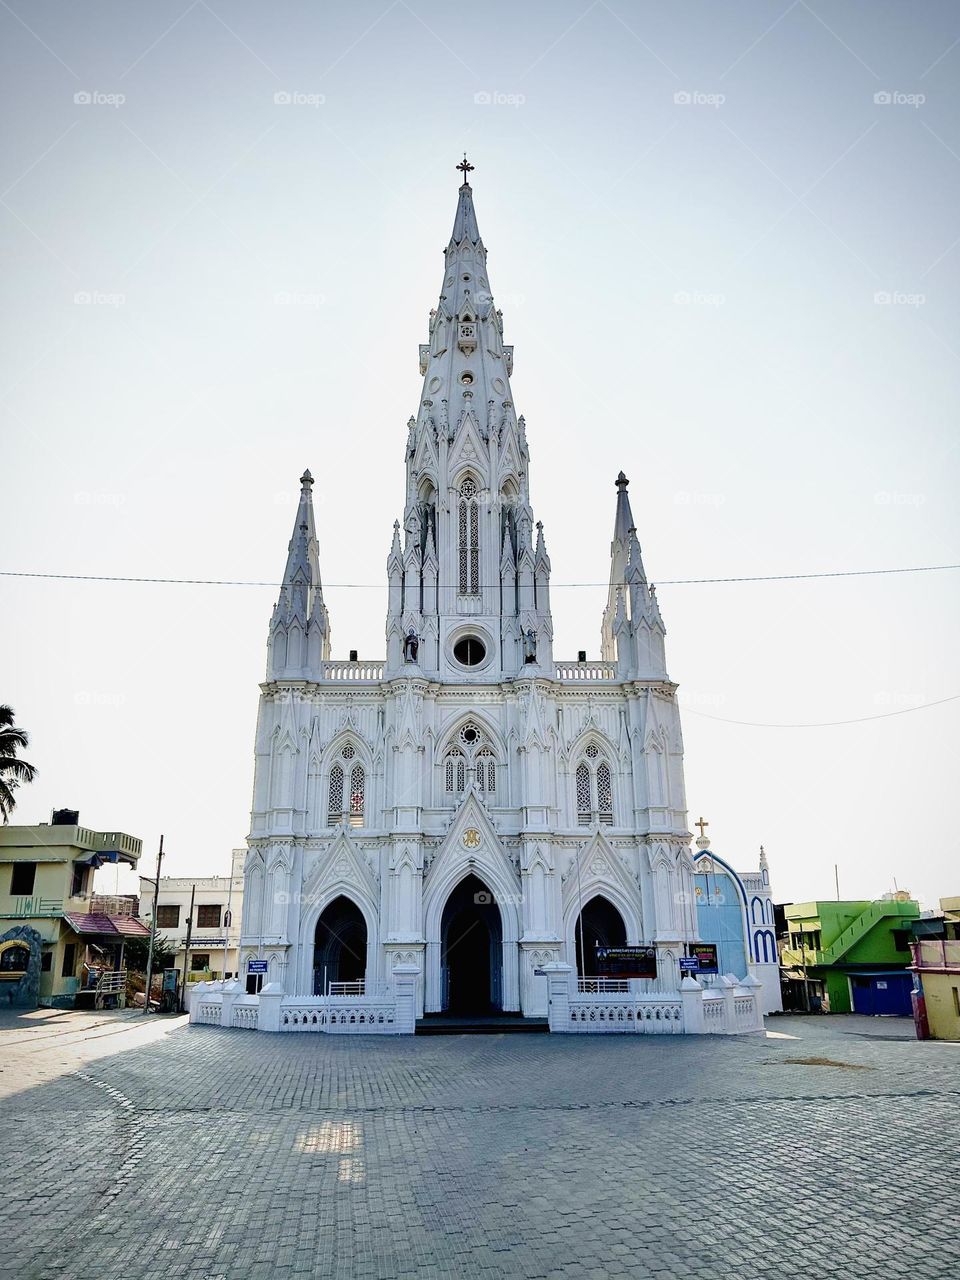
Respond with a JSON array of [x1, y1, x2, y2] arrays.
[[462, 828, 481, 849]]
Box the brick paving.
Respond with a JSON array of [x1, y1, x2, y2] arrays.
[[0, 1009, 956, 1279]]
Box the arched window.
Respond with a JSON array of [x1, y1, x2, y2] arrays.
[[576, 764, 591, 826], [328, 765, 344, 826], [575, 751, 615, 826], [349, 764, 365, 827], [476, 747, 496, 794], [445, 749, 465, 794], [458, 477, 480, 595], [596, 763, 613, 826]]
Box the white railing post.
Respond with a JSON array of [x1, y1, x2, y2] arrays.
[[257, 982, 284, 1033], [737, 973, 765, 1033], [220, 978, 242, 1028], [543, 962, 574, 1033], [392, 964, 420, 1034], [679, 975, 705, 1034], [717, 975, 738, 1034]]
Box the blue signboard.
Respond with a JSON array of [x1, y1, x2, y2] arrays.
[[679, 957, 700, 973], [247, 959, 268, 974]]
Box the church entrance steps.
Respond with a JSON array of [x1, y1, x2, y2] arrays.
[[415, 1014, 549, 1035]]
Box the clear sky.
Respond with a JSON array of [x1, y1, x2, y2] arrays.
[[2, 1, 958, 908]]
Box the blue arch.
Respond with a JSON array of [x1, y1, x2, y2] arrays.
[[692, 849, 749, 909], [754, 928, 776, 963]]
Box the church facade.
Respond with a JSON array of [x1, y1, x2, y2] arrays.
[[239, 169, 725, 1019]]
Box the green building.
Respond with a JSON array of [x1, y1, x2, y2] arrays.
[[779, 896, 919, 1015]]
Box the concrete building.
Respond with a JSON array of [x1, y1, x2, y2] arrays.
[[140, 848, 245, 986], [0, 810, 148, 1007], [910, 896, 960, 1041], [779, 895, 919, 1014]]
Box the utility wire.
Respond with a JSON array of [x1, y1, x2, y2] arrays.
[[1, 562, 958, 590], [682, 693, 960, 729]]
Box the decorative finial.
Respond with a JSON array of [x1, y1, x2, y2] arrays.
[[456, 153, 475, 185], [694, 815, 711, 851], [300, 469, 313, 488], [616, 470, 629, 489]]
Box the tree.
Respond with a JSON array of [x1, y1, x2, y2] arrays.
[[0, 705, 37, 822], [125, 931, 175, 974]]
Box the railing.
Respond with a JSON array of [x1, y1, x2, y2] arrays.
[[566, 995, 683, 1034], [90, 894, 137, 917], [321, 661, 384, 681], [327, 980, 367, 997], [555, 662, 617, 681], [577, 978, 630, 993], [279, 997, 398, 1034], [232, 1002, 259, 1030], [194, 1001, 222, 1025], [96, 970, 126, 995]]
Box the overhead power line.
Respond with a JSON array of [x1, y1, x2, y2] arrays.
[[683, 693, 960, 728], [1, 562, 958, 590]]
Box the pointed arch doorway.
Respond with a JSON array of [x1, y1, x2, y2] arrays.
[[313, 896, 367, 995], [440, 874, 503, 1014], [574, 894, 627, 976]]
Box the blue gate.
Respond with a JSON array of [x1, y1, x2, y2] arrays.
[[850, 973, 913, 1016]]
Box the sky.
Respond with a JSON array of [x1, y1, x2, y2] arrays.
[[2, 1, 958, 910]]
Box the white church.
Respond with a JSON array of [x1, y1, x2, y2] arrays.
[[237, 162, 780, 1025]]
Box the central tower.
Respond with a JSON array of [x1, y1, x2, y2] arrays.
[[385, 162, 553, 682]]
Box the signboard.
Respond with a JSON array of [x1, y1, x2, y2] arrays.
[[595, 945, 657, 980], [247, 959, 269, 974], [679, 957, 700, 974], [688, 943, 719, 974]]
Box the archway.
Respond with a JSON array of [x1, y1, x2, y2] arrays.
[[440, 874, 503, 1014], [574, 895, 627, 976], [313, 895, 367, 994]]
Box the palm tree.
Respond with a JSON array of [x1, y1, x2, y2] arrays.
[[0, 705, 37, 822]]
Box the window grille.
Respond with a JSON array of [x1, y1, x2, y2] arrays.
[[341, 744, 355, 759], [477, 748, 496, 794], [576, 764, 591, 825], [445, 751, 464, 793], [597, 763, 613, 825], [349, 764, 365, 827], [586, 743, 599, 759], [328, 764, 344, 825], [458, 478, 480, 595]]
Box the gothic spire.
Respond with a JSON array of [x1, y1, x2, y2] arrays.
[[267, 469, 330, 678], [601, 472, 635, 660]]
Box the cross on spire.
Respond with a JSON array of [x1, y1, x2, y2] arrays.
[[456, 153, 474, 185], [695, 816, 709, 838]]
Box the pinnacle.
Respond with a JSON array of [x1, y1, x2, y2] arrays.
[[300, 469, 314, 488]]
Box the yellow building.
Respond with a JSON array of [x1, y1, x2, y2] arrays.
[[0, 811, 148, 1007], [911, 896, 960, 1041]]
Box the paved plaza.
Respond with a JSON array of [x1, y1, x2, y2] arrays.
[[0, 1009, 956, 1280]]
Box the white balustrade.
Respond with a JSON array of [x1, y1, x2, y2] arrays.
[[554, 662, 617, 681], [321, 661, 384, 681]]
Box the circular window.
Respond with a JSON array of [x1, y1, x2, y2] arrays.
[[459, 371, 474, 386], [462, 273, 471, 281], [459, 723, 480, 746], [453, 636, 486, 667]]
